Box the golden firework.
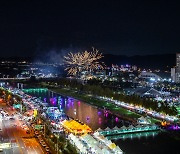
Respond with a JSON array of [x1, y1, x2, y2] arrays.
[[64, 48, 104, 75]]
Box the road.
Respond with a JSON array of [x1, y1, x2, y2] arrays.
[[0, 104, 45, 154]]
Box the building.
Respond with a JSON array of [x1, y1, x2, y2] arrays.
[[171, 68, 176, 82], [176, 53, 180, 83], [139, 71, 162, 81], [171, 53, 180, 83], [125, 87, 167, 98]]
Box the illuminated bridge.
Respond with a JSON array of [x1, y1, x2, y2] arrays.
[[176, 106, 180, 116], [22, 88, 48, 93], [97, 125, 160, 136], [106, 131, 159, 140]]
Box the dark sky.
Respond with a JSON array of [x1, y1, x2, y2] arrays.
[[0, 0, 180, 57]]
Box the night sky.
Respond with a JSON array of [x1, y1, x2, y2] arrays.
[[0, 0, 180, 57]]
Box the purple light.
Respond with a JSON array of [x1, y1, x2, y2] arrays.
[[168, 125, 180, 130], [86, 116, 90, 123], [78, 101, 80, 106], [98, 111, 101, 116], [115, 117, 118, 122], [50, 97, 57, 105]]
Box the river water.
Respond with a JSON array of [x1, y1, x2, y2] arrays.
[[18, 86, 180, 154]]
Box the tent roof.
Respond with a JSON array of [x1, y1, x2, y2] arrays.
[[105, 127, 111, 131], [120, 126, 127, 130], [113, 126, 119, 130]]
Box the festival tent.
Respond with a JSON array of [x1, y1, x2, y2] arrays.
[[113, 146, 123, 154], [120, 126, 127, 130], [113, 126, 119, 130], [61, 120, 92, 135], [81, 134, 97, 145], [96, 128, 103, 132], [93, 131, 100, 137], [91, 146, 102, 154], [103, 137, 110, 143], [137, 116, 151, 124], [136, 124, 142, 128], [104, 127, 111, 131], [128, 125, 134, 129], [108, 142, 116, 149], [68, 134, 88, 153], [106, 140, 112, 146], [102, 147, 111, 154]]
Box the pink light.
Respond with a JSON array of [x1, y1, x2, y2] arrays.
[[98, 118, 102, 124]]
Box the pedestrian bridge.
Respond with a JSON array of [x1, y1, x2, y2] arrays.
[[97, 125, 160, 136], [22, 88, 48, 93]]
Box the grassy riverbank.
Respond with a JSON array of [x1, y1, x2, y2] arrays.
[[49, 87, 160, 124]]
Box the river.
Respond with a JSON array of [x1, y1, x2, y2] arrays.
[[21, 88, 180, 154]]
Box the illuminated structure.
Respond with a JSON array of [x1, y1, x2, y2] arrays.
[[171, 53, 180, 83], [97, 125, 160, 136], [106, 131, 159, 140], [61, 119, 92, 135], [139, 71, 162, 81]]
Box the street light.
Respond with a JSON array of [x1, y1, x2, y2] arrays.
[[56, 134, 59, 154]]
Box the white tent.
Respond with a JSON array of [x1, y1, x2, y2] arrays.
[[128, 125, 134, 129], [94, 131, 100, 136], [105, 127, 111, 131], [137, 116, 151, 124], [113, 126, 119, 130], [113, 146, 123, 154], [136, 124, 142, 128], [102, 147, 111, 154], [96, 128, 103, 132], [120, 126, 127, 130]]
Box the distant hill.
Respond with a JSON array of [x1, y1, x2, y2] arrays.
[[102, 54, 176, 70], [0, 53, 176, 71]]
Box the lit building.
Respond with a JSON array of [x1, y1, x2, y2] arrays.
[[139, 71, 162, 81], [171, 68, 176, 82], [171, 53, 180, 83]]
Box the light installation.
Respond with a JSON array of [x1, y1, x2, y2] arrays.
[[50, 97, 57, 106]]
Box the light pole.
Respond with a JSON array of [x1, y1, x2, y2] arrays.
[[56, 134, 59, 154], [44, 124, 46, 137]]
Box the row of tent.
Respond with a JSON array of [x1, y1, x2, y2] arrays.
[[93, 131, 123, 153], [68, 133, 123, 154], [96, 124, 159, 132]]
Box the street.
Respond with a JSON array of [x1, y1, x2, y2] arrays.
[[0, 104, 45, 154]]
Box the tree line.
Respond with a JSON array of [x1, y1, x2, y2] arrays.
[[42, 78, 178, 116]]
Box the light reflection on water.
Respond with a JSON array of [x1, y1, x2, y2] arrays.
[[24, 90, 130, 130], [24, 89, 180, 154]]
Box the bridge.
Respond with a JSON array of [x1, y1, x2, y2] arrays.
[[97, 124, 160, 136], [0, 77, 29, 80], [106, 131, 159, 140], [22, 88, 48, 93]]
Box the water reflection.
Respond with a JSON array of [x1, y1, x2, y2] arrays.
[[24, 90, 129, 130], [21, 87, 180, 154]]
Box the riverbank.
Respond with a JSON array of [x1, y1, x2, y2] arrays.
[[48, 87, 160, 124]]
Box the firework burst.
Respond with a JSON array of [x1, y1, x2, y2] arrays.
[[64, 48, 104, 75]]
